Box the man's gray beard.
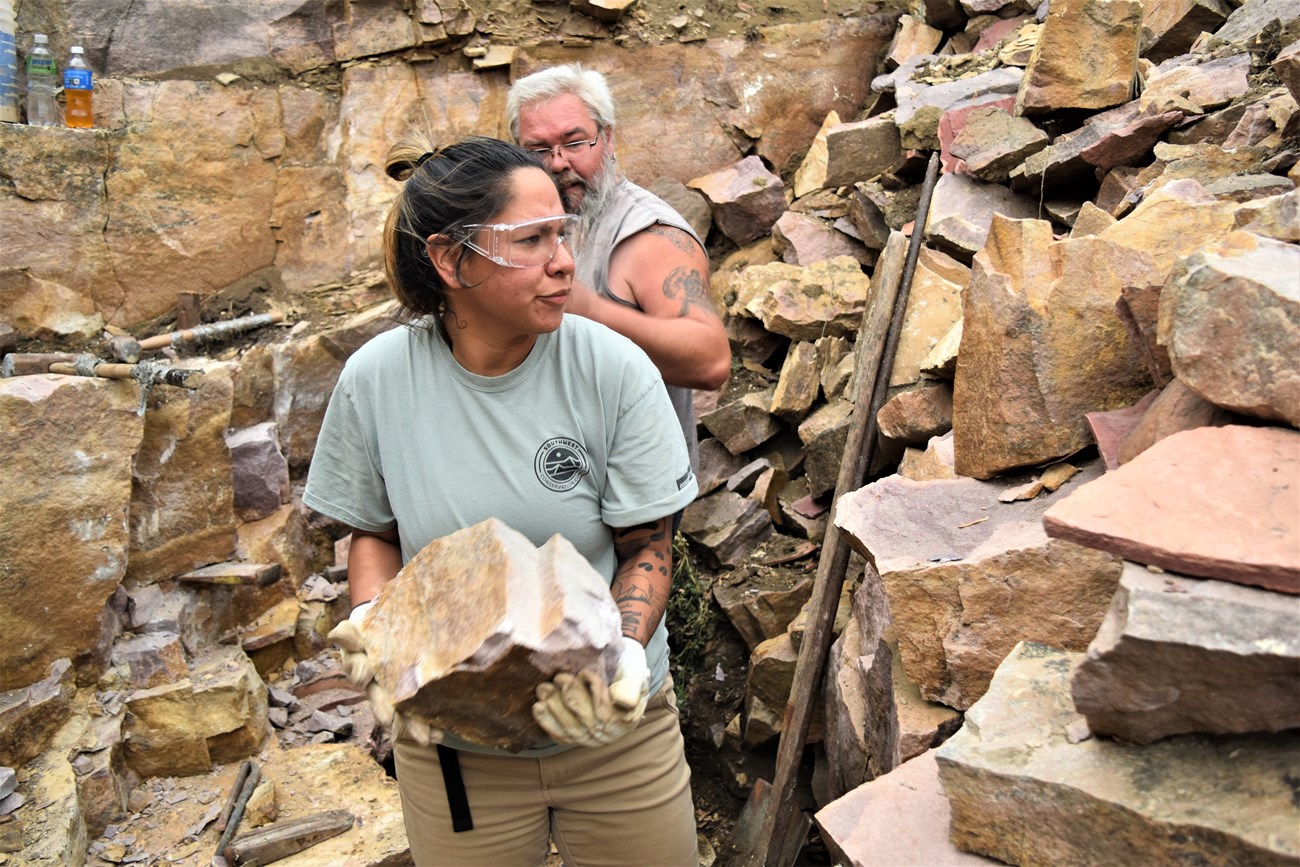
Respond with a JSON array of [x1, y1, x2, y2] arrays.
[[574, 150, 622, 246]]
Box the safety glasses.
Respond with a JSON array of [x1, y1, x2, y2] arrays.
[[459, 214, 583, 269]]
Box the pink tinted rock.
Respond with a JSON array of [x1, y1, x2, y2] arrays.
[[1117, 378, 1239, 464], [973, 15, 1032, 51], [815, 750, 999, 866], [1044, 425, 1300, 593], [1085, 389, 1159, 469], [938, 97, 1016, 174], [688, 156, 786, 246]]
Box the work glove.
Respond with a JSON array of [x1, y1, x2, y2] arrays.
[[328, 602, 440, 747], [532, 636, 651, 748]]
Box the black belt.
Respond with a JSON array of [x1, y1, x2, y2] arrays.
[[436, 744, 474, 832]]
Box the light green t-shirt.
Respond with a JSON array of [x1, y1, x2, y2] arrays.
[[304, 315, 697, 756]]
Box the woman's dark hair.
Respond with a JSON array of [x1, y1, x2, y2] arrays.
[[383, 133, 545, 326]]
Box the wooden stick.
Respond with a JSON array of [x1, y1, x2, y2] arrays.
[[215, 761, 255, 833], [213, 762, 261, 860], [224, 810, 355, 865], [758, 152, 944, 867]]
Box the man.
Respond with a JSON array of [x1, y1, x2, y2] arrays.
[[506, 64, 732, 481]]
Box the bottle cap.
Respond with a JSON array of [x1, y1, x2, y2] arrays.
[[34, 33, 48, 44], [71, 45, 84, 53]]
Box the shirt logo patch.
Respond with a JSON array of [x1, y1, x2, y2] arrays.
[[535, 437, 590, 492]]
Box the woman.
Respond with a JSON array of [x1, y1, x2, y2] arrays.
[[302, 133, 700, 865]]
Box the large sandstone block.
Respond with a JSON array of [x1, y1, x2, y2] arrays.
[[936, 642, 1300, 866], [1072, 563, 1300, 743], [1015, 0, 1142, 115], [1095, 179, 1240, 279], [835, 466, 1123, 709], [688, 156, 786, 246], [1044, 424, 1300, 593], [823, 115, 903, 188], [952, 217, 1153, 478], [0, 376, 143, 691], [1139, 0, 1233, 62], [739, 256, 871, 342], [272, 301, 401, 470], [122, 645, 268, 777], [363, 518, 622, 752], [924, 172, 1040, 261], [1158, 231, 1300, 428], [821, 575, 898, 801], [889, 247, 969, 387], [126, 359, 237, 586]]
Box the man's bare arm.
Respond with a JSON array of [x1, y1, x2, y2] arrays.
[[567, 225, 731, 390], [610, 517, 674, 645]]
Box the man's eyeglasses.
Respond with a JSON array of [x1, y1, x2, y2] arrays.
[[527, 131, 602, 163], [459, 214, 583, 269]]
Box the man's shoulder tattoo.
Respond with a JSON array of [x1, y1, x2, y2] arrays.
[[643, 223, 697, 255]]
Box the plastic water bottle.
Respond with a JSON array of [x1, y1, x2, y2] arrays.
[[63, 44, 92, 128], [0, 0, 18, 123], [25, 33, 59, 126]]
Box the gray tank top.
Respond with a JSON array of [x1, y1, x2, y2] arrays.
[[576, 179, 705, 474]]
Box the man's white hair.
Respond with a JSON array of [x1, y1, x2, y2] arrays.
[[506, 63, 617, 142]]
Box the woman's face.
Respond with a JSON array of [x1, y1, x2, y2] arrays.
[[447, 167, 575, 342]]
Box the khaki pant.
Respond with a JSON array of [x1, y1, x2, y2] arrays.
[[393, 681, 697, 866]]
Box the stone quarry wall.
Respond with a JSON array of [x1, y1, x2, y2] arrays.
[[1, 0, 1299, 863]]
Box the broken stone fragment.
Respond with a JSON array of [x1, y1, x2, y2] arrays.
[[936, 641, 1300, 866], [681, 488, 776, 568], [0, 658, 76, 769], [876, 382, 954, 446], [1139, 52, 1251, 115], [835, 464, 1122, 709], [1139, 0, 1233, 62], [771, 211, 873, 268], [1089, 396, 1159, 475], [1158, 231, 1300, 427], [1072, 563, 1300, 743], [1115, 378, 1238, 464], [688, 156, 786, 246], [363, 518, 623, 752], [948, 105, 1048, 183], [739, 256, 870, 342]]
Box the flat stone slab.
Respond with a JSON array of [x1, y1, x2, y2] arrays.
[[1073, 562, 1300, 743], [936, 641, 1300, 866], [835, 462, 1122, 709], [815, 750, 998, 866], [177, 561, 281, 587], [1044, 424, 1300, 593]]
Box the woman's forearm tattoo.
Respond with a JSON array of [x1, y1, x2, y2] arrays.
[[611, 519, 673, 638]]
